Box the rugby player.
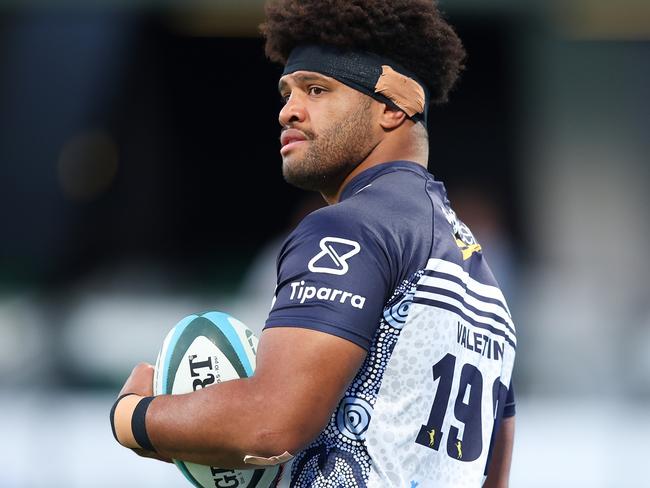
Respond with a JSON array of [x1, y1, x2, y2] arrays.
[[111, 1, 517, 486]]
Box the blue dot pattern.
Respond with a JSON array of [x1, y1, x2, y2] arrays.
[[289, 271, 424, 487]]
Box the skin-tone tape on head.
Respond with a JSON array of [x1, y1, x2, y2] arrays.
[[114, 394, 144, 449], [243, 451, 294, 466], [374, 65, 425, 117]]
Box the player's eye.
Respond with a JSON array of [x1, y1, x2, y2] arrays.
[[280, 93, 290, 104], [308, 86, 326, 96]]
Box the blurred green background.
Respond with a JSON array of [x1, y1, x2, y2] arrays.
[[0, 1, 649, 486]]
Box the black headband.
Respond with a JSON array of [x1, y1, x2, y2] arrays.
[[283, 44, 429, 125]]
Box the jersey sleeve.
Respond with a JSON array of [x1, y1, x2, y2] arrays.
[[264, 207, 394, 350], [503, 382, 516, 417]]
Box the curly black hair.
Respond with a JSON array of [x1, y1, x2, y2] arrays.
[[261, 0, 466, 104]]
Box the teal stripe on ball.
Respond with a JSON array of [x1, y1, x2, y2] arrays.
[[247, 469, 266, 487], [162, 314, 199, 393], [201, 311, 254, 377]]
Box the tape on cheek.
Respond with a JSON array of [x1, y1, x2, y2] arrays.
[[243, 451, 294, 466], [114, 394, 145, 449], [374, 65, 426, 117]]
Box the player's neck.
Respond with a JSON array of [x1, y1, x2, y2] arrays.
[[322, 130, 428, 205]]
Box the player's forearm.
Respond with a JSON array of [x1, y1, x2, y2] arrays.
[[483, 415, 515, 488], [145, 376, 314, 468], [113, 328, 366, 468]]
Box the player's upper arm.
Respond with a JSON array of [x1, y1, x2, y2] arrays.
[[250, 325, 367, 453], [266, 204, 395, 350], [253, 200, 393, 452]]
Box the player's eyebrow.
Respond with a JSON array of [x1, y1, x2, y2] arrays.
[[278, 73, 330, 93]]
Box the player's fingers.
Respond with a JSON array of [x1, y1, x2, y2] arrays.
[[119, 362, 154, 397]]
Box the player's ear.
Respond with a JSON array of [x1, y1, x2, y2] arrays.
[[378, 104, 408, 130]]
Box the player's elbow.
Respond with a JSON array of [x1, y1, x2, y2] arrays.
[[247, 401, 326, 458], [244, 381, 331, 458], [250, 422, 316, 458]]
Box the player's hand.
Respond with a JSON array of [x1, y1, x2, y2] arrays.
[[119, 362, 154, 397], [118, 363, 173, 464]]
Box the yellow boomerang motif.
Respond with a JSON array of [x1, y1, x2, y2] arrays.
[[455, 238, 482, 261]]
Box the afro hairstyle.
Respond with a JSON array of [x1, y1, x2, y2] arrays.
[[261, 0, 466, 105]]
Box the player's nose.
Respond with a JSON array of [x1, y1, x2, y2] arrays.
[[279, 92, 307, 127]]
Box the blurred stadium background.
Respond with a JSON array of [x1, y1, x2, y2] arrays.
[[0, 0, 649, 486]]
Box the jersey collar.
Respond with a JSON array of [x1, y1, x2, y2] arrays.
[[339, 160, 431, 202]]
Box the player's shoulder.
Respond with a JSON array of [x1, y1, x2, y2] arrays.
[[280, 203, 377, 269], [295, 201, 359, 234], [297, 162, 435, 234], [285, 195, 392, 254], [278, 164, 439, 281]]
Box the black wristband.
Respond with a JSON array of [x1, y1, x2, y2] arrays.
[[109, 393, 137, 443], [131, 396, 157, 452]]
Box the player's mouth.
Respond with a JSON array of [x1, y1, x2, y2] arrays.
[[280, 129, 309, 155]]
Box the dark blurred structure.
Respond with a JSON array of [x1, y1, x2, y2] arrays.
[[0, 9, 523, 292]]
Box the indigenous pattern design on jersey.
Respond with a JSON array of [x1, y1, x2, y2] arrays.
[[265, 161, 516, 488]]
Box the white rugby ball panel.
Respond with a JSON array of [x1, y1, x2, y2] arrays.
[[171, 336, 240, 394], [157, 313, 253, 396], [182, 462, 284, 488]]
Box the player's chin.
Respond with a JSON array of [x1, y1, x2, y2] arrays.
[[282, 160, 321, 191], [281, 151, 308, 176], [281, 160, 299, 184]]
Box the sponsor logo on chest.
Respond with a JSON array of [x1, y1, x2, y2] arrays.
[[289, 280, 366, 309]]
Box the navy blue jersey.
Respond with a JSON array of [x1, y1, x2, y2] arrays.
[[265, 161, 516, 488]]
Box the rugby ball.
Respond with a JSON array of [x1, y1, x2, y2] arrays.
[[153, 311, 282, 488]]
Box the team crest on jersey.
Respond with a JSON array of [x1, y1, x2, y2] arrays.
[[440, 204, 482, 260], [308, 237, 361, 275]]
